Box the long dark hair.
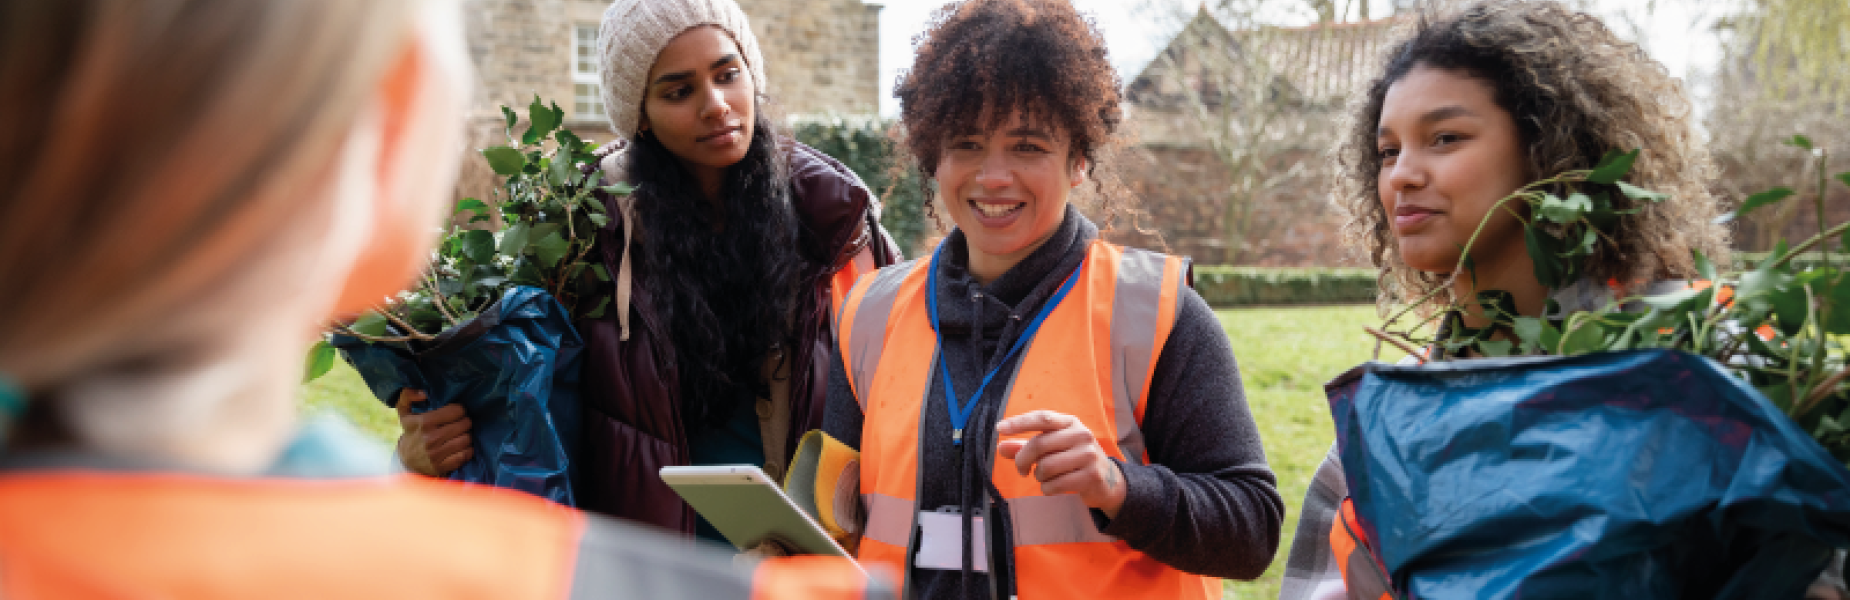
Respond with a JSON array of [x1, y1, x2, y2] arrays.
[[628, 112, 804, 430]]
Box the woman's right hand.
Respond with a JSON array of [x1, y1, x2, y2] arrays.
[[394, 389, 473, 477]]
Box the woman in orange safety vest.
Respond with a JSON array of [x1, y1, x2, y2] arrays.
[[0, 1, 882, 598], [822, 1, 1285, 598]]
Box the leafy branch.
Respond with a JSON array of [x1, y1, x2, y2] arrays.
[[1372, 140, 1850, 463], [330, 95, 629, 344]]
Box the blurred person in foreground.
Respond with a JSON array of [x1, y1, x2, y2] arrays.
[[0, 1, 883, 597]]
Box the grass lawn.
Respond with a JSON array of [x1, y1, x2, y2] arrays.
[[1218, 305, 1407, 599], [298, 304, 1403, 599]]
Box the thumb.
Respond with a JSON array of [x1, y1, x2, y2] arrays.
[[997, 439, 1026, 460], [395, 388, 426, 418]]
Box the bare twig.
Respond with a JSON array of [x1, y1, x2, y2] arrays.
[[329, 324, 431, 344], [1365, 327, 1427, 364], [1795, 367, 1850, 419], [370, 303, 437, 341]]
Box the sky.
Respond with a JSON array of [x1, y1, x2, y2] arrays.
[[867, 0, 1733, 117]]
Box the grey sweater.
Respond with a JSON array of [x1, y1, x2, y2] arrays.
[[823, 207, 1283, 599]]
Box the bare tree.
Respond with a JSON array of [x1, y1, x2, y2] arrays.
[[1704, 0, 1850, 251], [1126, 0, 1391, 264]]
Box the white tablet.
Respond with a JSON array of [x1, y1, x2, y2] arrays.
[[659, 465, 857, 563]]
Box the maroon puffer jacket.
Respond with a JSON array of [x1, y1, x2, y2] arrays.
[[574, 140, 899, 534]]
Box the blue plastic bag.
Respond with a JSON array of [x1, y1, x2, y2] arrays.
[[1327, 349, 1850, 598], [333, 286, 583, 506]]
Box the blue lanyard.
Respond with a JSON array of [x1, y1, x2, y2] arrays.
[[925, 242, 1084, 446]]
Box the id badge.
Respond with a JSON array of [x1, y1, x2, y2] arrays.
[[915, 509, 988, 572]]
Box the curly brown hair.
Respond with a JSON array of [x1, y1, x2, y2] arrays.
[[1336, 0, 1731, 314], [894, 0, 1136, 230]]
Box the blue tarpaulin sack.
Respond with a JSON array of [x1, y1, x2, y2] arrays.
[[332, 286, 583, 506], [1326, 349, 1850, 598]]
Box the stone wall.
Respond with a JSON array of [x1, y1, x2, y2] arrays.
[[736, 0, 882, 117], [453, 0, 883, 205]]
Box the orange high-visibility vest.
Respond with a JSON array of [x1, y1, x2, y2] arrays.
[[835, 240, 1218, 600], [1330, 497, 1397, 600], [0, 472, 886, 600]]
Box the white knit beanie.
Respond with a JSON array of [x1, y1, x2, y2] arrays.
[[598, 0, 766, 141]]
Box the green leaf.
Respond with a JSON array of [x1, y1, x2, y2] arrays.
[[534, 232, 570, 269], [584, 295, 612, 319], [1525, 227, 1565, 289], [601, 183, 635, 195], [1615, 181, 1669, 203], [501, 106, 518, 134], [530, 223, 563, 241], [1736, 269, 1793, 305], [1718, 187, 1795, 223], [522, 95, 561, 145], [592, 263, 612, 282], [1760, 382, 1795, 411], [1535, 193, 1573, 223], [549, 150, 574, 187], [1559, 318, 1608, 355], [457, 198, 488, 214], [1512, 317, 1561, 354], [556, 129, 585, 153], [1836, 172, 1850, 190], [1477, 339, 1514, 358], [1587, 149, 1640, 185], [1641, 287, 1704, 310], [1787, 134, 1814, 150], [586, 212, 610, 228], [509, 258, 543, 287], [482, 147, 527, 176], [498, 222, 530, 255], [1817, 415, 1844, 437], [1768, 284, 1808, 337], [1823, 274, 1850, 334], [349, 311, 389, 337], [1693, 249, 1717, 283], [458, 229, 496, 264], [303, 341, 336, 383]]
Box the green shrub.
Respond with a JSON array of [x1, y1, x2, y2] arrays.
[[1191, 266, 1378, 307], [788, 116, 928, 255]]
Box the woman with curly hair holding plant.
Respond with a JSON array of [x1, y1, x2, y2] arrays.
[[820, 0, 1284, 597], [1278, 1, 1777, 598]]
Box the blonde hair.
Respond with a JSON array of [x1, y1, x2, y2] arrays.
[[1334, 0, 1732, 315], [0, 0, 435, 455]]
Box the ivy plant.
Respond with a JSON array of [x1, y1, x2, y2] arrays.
[[308, 96, 629, 376], [1369, 139, 1850, 462]]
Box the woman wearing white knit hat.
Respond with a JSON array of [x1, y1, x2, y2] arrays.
[[394, 0, 901, 548]]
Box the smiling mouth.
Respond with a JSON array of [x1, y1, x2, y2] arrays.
[[971, 200, 1025, 219]]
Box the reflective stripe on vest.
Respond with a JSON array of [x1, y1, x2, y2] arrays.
[[838, 240, 1210, 600], [1330, 497, 1397, 600]]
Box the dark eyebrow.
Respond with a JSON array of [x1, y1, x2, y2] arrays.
[[1006, 127, 1053, 141], [650, 54, 740, 86], [1378, 105, 1478, 137]]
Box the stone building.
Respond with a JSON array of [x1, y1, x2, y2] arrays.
[[1120, 10, 1399, 266], [453, 0, 882, 198]]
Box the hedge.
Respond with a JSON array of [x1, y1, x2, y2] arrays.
[[787, 116, 929, 255], [1192, 265, 1379, 307]]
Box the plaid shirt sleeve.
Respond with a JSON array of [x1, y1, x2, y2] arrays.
[[1278, 443, 1348, 600]]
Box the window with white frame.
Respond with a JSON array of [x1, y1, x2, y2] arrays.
[[573, 24, 604, 120]]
